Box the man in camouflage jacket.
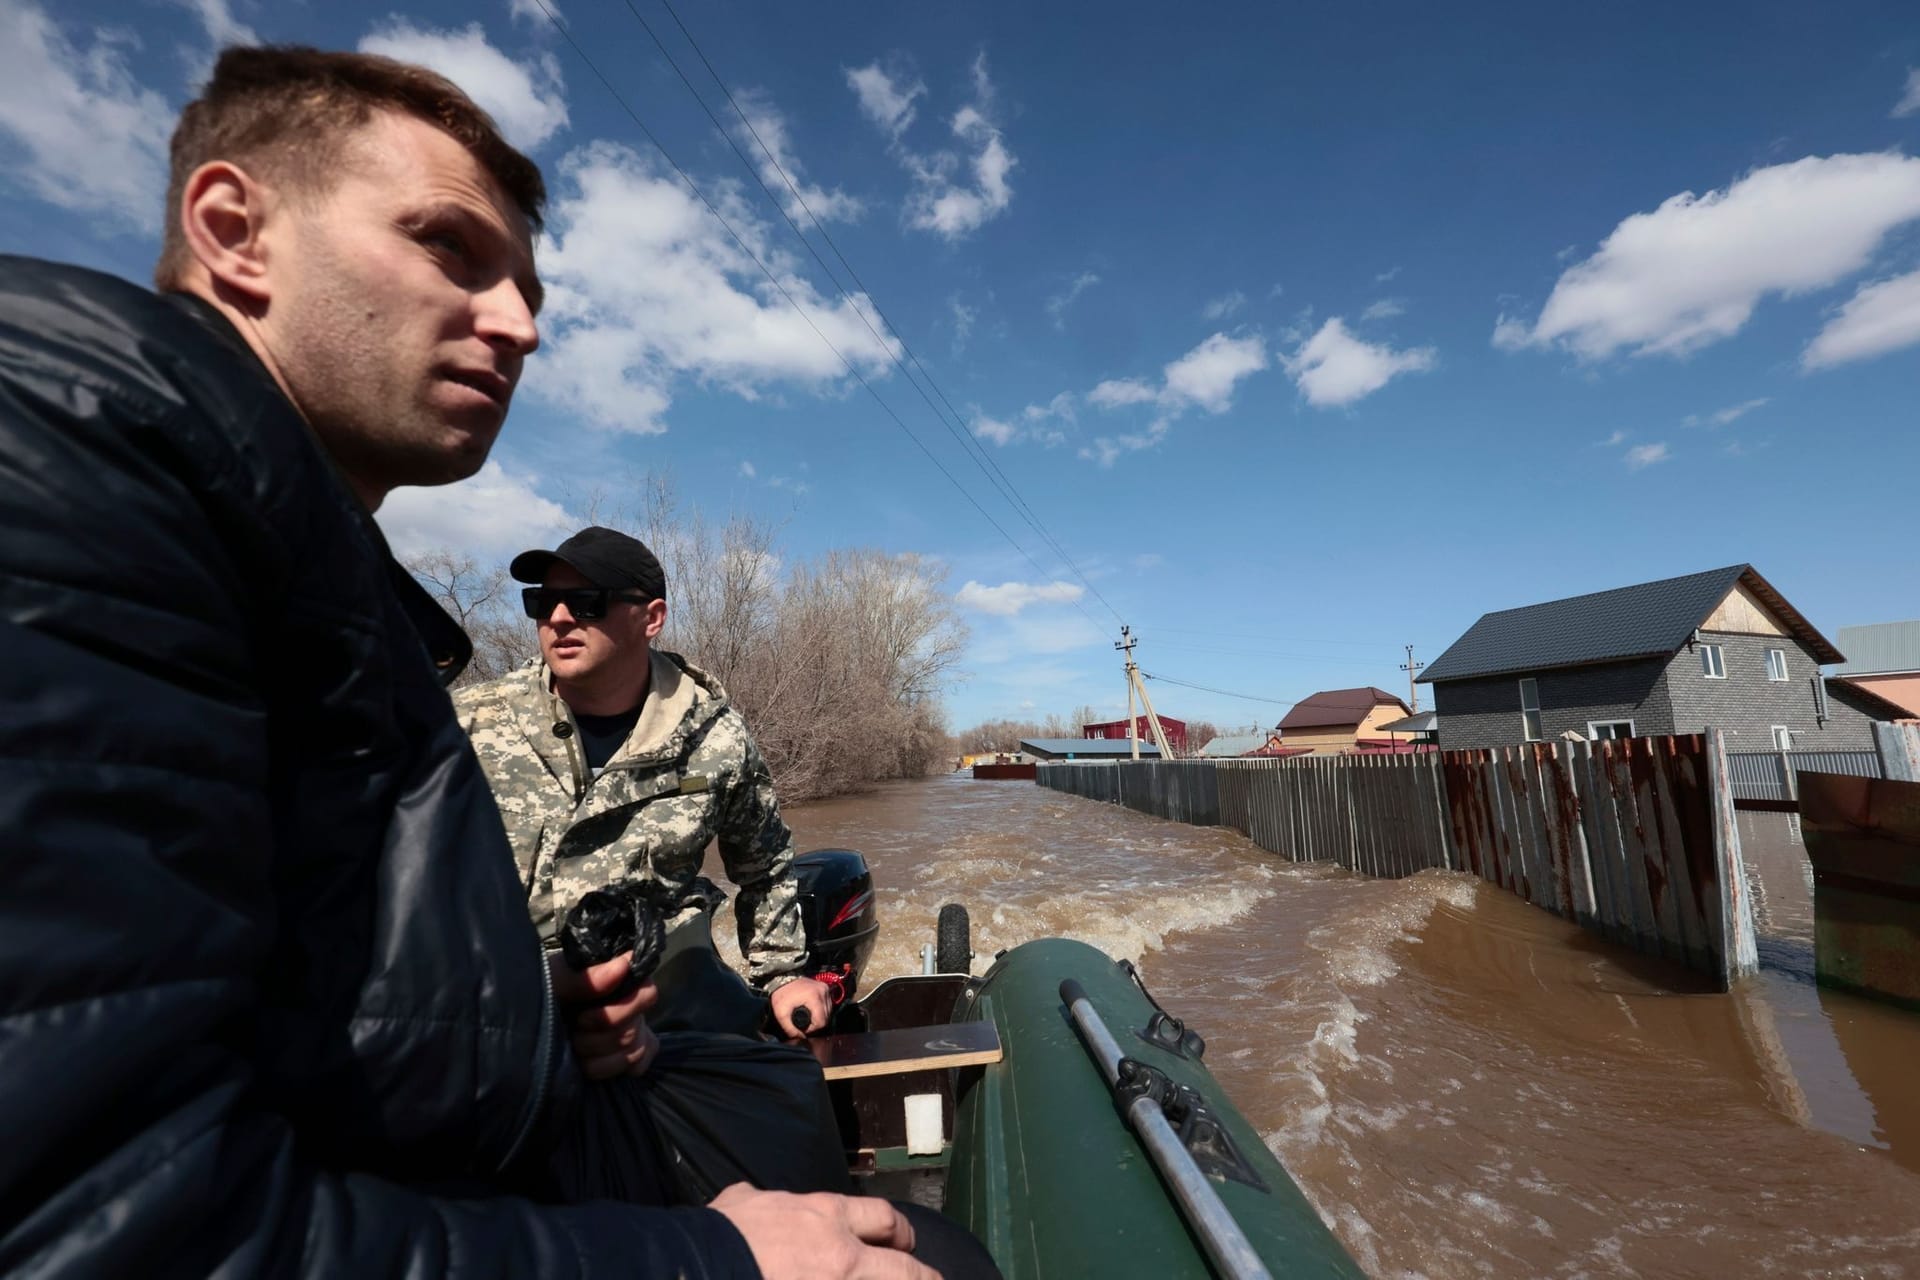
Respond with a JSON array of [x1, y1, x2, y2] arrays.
[[455, 526, 833, 1039]]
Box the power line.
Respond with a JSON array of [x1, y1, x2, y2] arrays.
[[1140, 671, 1301, 708], [620, 0, 1127, 629], [526, 0, 1109, 635]]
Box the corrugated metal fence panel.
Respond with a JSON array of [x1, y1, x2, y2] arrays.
[[1726, 750, 1882, 801]]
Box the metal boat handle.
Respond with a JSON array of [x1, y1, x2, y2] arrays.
[[1060, 979, 1274, 1280]]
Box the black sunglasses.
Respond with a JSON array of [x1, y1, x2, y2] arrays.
[[521, 587, 651, 621]]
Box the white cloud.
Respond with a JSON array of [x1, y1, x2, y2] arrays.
[[1599, 429, 1627, 447], [1803, 268, 1920, 369], [906, 109, 1014, 237], [1268, 282, 1286, 299], [738, 460, 757, 478], [1087, 378, 1159, 409], [972, 414, 1016, 446], [766, 474, 811, 497], [730, 87, 862, 224], [509, 0, 562, 26], [1359, 297, 1406, 322], [0, 0, 172, 231], [1080, 333, 1267, 464], [955, 579, 1085, 617], [176, 0, 257, 52], [527, 142, 900, 433], [857, 52, 1015, 241], [1895, 69, 1920, 119], [359, 20, 568, 151], [1283, 318, 1435, 407], [1682, 397, 1769, 427], [1375, 266, 1402, 283], [1202, 290, 1247, 321], [846, 61, 924, 139], [1046, 271, 1101, 328], [971, 392, 1074, 449], [1164, 333, 1269, 412], [376, 461, 574, 557], [173, 0, 258, 89], [949, 294, 976, 348], [1625, 442, 1671, 469], [1499, 153, 1920, 360], [1490, 312, 1531, 351]]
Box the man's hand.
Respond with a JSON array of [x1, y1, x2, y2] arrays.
[[769, 977, 833, 1040], [710, 1185, 937, 1280], [548, 950, 659, 1080]]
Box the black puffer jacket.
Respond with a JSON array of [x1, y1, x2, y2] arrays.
[[0, 258, 758, 1278]]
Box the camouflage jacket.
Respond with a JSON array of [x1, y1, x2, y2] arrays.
[[454, 651, 805, 990]]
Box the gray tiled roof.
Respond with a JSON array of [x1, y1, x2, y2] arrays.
[[1420, 565, 1752, 684], [1834, 621, 1920, 675], [1019, 737, 1162, 758]]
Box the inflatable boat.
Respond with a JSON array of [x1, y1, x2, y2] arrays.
[[790, 851, 1362, 1279]]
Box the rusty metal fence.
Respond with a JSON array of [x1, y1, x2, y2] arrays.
[[1037, 730, 1758, 987]]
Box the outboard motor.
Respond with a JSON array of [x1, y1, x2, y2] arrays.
[[789, 849, 879, 1007]]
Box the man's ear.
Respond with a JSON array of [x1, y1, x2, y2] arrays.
[[179, 160, 277, 310], [644, 598, 668, 642]]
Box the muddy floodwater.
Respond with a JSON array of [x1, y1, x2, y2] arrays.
[[779, 774, 1920, 1278]]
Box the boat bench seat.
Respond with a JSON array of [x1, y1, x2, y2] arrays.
[[809, 1020, 1002, 1081]]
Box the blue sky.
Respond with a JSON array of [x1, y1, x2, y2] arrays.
[[7, 0, 1918, 730]]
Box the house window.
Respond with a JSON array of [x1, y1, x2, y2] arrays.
[[1765, 649, 1788, 682], [1588, 720, 1636, 740], [1771, 725, 1794, 751], [1700, 644, 1726, 679], [1519, 677, 1542, 741]]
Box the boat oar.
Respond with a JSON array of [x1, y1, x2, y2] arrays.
[[1060, 979, 1274, 1280]]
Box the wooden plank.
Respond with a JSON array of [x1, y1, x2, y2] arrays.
[[811, 1020, 1004, 1081], [1525, 745, 1566, 919], [1625, 738, 1687, 965], [1705, 728, 1759, 981], [1646, 737, 1711, 975], [1581, 742, 1632, 949], [1356, 757, 1378, 876], [1605, 741, 1665, 960]]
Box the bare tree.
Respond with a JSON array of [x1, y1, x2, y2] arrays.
[[404, 549, 535, 686]]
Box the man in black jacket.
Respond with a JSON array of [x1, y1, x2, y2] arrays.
[[0, 45, 933, 1280]]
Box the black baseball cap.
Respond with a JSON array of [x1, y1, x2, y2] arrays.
[[510, 526, 667, 600]]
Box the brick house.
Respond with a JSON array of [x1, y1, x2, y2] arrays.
[[1276, 687, 1413, 754], [1418, 564, 1894, 751]]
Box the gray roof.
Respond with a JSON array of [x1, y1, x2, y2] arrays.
[[1197, 733, 1271, 757], [1019, 737, 1162, 759], [1834, 621, 1920, 675], [1420, 564, 1842, 684], [1374, 710, 1436, 734]]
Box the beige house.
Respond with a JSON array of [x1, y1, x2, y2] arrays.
[[1277, 687, 1414, 754], [1833, 621, 1920, 719]]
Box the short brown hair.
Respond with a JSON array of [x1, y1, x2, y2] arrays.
[[155, 45, 546, 289]]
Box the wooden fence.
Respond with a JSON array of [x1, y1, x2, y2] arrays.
[[1036, 729, 1758, 988]]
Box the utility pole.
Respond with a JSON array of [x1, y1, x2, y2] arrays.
[[1115, 627, 1173, 759], [1401, 644, 1425, 714]]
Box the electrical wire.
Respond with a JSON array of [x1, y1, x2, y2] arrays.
[[649, 0, 1121, 625], [1140, 671, 1302, 708], [526, 0, 1111, 634], [598, 0, 1124, 634]]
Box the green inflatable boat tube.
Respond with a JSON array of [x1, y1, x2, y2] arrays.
[[946, 938, 1363, 1278]]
